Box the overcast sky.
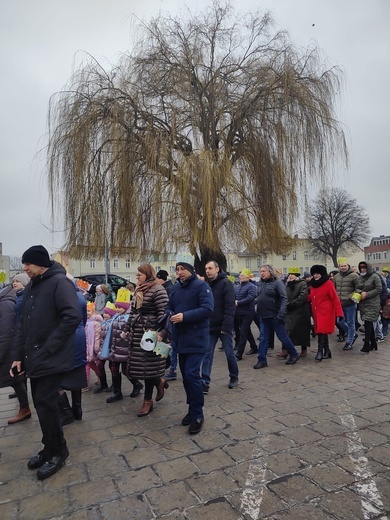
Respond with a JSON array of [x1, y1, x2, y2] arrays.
[[1, 0, 389, 256]]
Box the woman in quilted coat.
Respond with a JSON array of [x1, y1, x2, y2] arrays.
[[355, 261, 382, 352], [126, 264, 169, 417], [308, 265, 343, 362]]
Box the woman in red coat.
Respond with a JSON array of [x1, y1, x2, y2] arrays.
[[308, 265, 343, 361]]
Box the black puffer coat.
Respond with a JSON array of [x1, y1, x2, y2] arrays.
[[127, 284, 168, 379], [0, 286, 24, 388], [285, 279, 311, 346], [14, 262, 82, 378]]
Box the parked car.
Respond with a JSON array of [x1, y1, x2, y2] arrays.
[[75, 274, 129, 295]]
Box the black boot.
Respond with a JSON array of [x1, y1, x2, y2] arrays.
[[129, 379, 144, 398], [315, 335, 323, 361], [93, 372, 108, 394], [71, 390, 82, 420], [106, 374, 123, 403], [322, 335, 332, 359], [58, 392, 74, 426], [361, 341, 370, 353]]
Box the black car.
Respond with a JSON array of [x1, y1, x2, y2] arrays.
[[75, 274, 129, 295]]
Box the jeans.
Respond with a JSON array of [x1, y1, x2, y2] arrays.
[[382, 317, 389, 336], [339, 304, 357, 344], [179, 352, 205, 421], [202, 332, 239, 388], [258, 317, 299, 364]]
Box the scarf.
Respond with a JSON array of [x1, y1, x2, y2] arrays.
[[310, 274, 330, 288], [133, 278, 157, 310]]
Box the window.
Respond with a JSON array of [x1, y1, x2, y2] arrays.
[[313, 252, 319, 260], [155, 266, 161, 272], [292, 251, 297, 260], [263, 255, 267, 264], [125, 259, 131, 269], [304, 251, 309, 260], [257, 257, 261, 267], [245, 260, 250, 268], [282, 255, 287, 261], [113, 259, 119, 269], [90, 259, 95, 269]]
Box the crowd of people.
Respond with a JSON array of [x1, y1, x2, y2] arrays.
[[1, 245, 389, 482]]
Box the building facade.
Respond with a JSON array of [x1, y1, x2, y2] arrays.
[[364, 235, 390, 270]]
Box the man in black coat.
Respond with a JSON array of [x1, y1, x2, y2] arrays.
[[202, 261, 239, 391], [11, 245, 82, 480]]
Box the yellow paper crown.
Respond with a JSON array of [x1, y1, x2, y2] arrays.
[[104, 302, 117, 312], [338, 257, 348, 265], [241, 268, 252, 277], [288, 266, 300, 275], [382, 266, 390, 273], [87, 301, 95, 311], [116, 287, 131, 304]]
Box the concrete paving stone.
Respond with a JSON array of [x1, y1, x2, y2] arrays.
[[41, 463, 89, 490], [280, 425, 325, 445], [145, 480, 200, 516], [84, 453, 129, 480], [309, 418, 351, 437], [262, 433, 297, 455], [185, 498, 244, 520], [252, 418, 288, 435], [68, 428, 113, 446], [186, 469, 240, 501], [368, 444, 390, 466], [225, 439, 267, 464], [0, 500, 19, 520], [68, 444, 103, 465], [222, 422, 259, 442], [120, 444, 168, 469], [267, 473, 324, 505], [190, 430, 232, 451], [0, 460, 24, 481], [317, 488, 369, 519], [265, 451, 307, 477], [54, 505, 101, 520], [303, 462, 356, 491], [374, 471, 390, 510], [100, 495, 154, 520], [115, 465, 161, 494], [19, 489, 69, 520], [355, 427, 389, 448], [189, 447, 236, 474], [244, 405, 282, 421], [335, 453, 389, 477], [154, 456, 200, 483], [367, 420, 390, 437], [353, 407, 390, 423], [160, 436, 204, 457], [273, 413, 313, 429], [269, 501, 339, 520], [68, 477, 119, 509], [98, 436, 141, 458], [316, 434, 357, 457], [0, 475, 42, 502]]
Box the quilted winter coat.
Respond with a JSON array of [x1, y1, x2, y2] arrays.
[[308, 279, 343, 334], [285, 279, 311, 346], [355, 266, 382, 322], [127, 284, 169, 379]]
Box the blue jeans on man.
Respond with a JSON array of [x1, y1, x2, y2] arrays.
[[258, 317, 299, 364], [338, 303, 357, 344], [179, 352, 205, 421], [202, 332, 238, 389]]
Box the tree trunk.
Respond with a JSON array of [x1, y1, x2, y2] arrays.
[[194, 246, 227, 277]]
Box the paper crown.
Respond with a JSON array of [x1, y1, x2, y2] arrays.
[[103, 302, 117, 317], [241, 268, 252, 277], [140, 330, 158, 351], [87, 301, 95, 311], [288, 267, 300, 275], [115, 287, 131, 309], [382, 266, 390, 273], [338, 257, 348, 265]]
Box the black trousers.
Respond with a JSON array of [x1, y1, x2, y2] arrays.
[[30, 373, 67, 458]]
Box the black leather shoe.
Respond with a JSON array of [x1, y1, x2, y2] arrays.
[[343, 342, 352, 350], [253, 362, 268, 369], [286, 355, 300, 365], [130, 383, 143, 398], [106, 392, 123, 403], [246, 349, 258, 355], [228, 377, 239, 389], [36, 449, 69, 480], [235, 354, 242, 360], [28, 451, 47, 470], [8, 392, 17, 399], [93, 384, 108, 394], [181, 413, 192, 426], [189, 418, 204, 435]]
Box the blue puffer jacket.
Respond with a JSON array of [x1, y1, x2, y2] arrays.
[[234, 281, 257, 316], [256, 277, 288, 320], [166, 274, 214, 354]]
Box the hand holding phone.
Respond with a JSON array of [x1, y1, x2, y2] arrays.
[[12, 366, 20, 376]]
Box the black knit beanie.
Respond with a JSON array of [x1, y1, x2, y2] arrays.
[[175, 262, 195, 275], [21, 245, 51, 267]]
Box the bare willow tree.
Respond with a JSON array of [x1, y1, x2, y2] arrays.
[[47, 2, 348, 272], [305, 188, 370, 267]]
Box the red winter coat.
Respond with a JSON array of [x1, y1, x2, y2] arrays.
[[308, 279, 343, 334]]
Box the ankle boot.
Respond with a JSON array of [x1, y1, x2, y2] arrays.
[[59, 393, 74, 425], [71, 390, 82, 420], [129, 379, 144, 398], [277, 349, 288, 359], [137, 399, 154, 417], [322, 336, 332, 359], [8, 407, 31, 424], [360, 341, 370, 353], [370, 341, 378, 351], [300, 347, 308, 358], [106, 374, 123, 403], [155, 378, 169, 402]]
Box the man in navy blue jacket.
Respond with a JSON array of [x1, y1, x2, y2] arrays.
[[166, 262, 214, 434], [202, 261, 238, 392]]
